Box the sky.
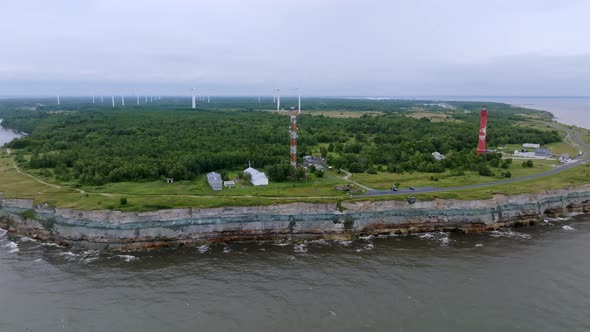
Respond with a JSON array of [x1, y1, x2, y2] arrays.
[[0, 0, 589, 96]]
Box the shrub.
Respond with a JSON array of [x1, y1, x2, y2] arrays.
[[120, 197, 128, 205]]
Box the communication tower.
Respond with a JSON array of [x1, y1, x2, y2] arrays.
[[477, 106, 488, 155]]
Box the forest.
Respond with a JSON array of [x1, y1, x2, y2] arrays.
[[0, 98, 561, 185]]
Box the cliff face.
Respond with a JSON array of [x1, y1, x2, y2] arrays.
[[1, 186, 590, 250]]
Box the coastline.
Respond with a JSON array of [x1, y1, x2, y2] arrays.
[[1, 185, 589, 250], [1, 99, 589, 250]]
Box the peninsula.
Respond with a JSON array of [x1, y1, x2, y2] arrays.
[[1, 97, 589, 249]]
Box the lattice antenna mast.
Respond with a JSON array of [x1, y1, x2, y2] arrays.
[[288, 88, 302, 167], [477, 106, 488, 155]]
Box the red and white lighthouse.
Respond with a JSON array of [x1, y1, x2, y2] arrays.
[[477, 106, 488, 155]]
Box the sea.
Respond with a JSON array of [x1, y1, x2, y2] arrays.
[[1, 98, 590, 331]]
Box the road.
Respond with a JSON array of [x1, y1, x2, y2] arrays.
[[358, 128, 590, 197]]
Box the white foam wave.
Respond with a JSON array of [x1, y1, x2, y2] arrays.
[[475, 244, 484, 247], [0, 229, 7, 237], [417, 232, 452, 246], [19, 236, 36, 242], [359, 235, 374, 241], [273, 241, 290, 247], [223, 247, 231, 254], [336, 240, 353, 246], [309, 239, 330, 246], [118, 255, 137, 262], [4, 241, 19, 253], [41, 242, 65, 248], [59, 251, 80, 259], [293, 244, 307, 253], [83, 257, 99, 264], [488, 230, 532, 239], [562, 225, 575, 231], [197, 245, 210, 253]]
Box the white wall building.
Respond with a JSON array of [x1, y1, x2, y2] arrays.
[[244, 167, 269, 186], [523, 143, 540, 149]]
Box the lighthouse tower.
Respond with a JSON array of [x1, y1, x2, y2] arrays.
[[477, 106, 488, 155]]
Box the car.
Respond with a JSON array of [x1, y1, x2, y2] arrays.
[[409, 186, 415, 190]]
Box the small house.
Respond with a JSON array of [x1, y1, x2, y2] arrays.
[[431, 151, 445, 161], [559, 154, 571, 163], [535, 148, 551, 157], [166, 178, 174, 184], [302, 155, 326, 170], [223, 180, 235, 188], [523, 143, 541, 149], [244, 167, 269, 186], [206, 172, 223, 191]]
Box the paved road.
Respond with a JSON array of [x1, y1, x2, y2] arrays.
[[359, 129, 590, 197]]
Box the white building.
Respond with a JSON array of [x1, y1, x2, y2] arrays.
[[432, 151, 445, 161], [523, 143, 540, 149], [244, 167, 269, 186]]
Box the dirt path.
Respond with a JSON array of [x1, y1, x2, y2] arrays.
[[339, 169, 375, 191]]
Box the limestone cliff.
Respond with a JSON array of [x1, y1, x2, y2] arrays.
[[1, 186, 589, 250]]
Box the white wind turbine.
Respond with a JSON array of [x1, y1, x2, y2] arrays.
[[191, 88, 196, 109]]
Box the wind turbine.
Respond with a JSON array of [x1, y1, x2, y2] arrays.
[[111, 96, 115, 108], [92, 95, 95, 104], [57, 95, 60, 105], [136, 92, 140, 105], [121, 95, 125, 106], [297, 88, 301, 114], [276, 88, 280, 111], [191, 88, 196, 109]]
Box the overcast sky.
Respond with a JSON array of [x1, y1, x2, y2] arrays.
[[0, 0, 589, 96]]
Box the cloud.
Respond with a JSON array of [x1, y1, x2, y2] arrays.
[[0, 0, 588, 96]]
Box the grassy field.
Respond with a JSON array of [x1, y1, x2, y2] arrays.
[[351, 163, 590, 203], [80, 175, 348, 198], [406, 110, 460, 123], [0, 152, 347, 211], [349, 160, 559, 190]]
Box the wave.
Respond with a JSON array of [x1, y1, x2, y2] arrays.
[[293, 244, 307, 253], [117, 255, 138, 262], [3, 241, 19, 253], [487, 230, 532, 239]]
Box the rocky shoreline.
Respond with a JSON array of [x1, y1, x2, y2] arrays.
[[1, 185, 589, 250]]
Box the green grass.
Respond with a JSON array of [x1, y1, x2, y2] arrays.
[[1, 146, 588, 211], [351, 163, 590, 203], [350, 160, 559, 190], [81, 174, 347, 198]]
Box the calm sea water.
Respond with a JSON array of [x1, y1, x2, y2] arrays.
[[1, 100, 590, 331], [434, 96, 590, 130]]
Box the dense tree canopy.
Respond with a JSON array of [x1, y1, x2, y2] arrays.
[[0, 99, 560, 185]]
